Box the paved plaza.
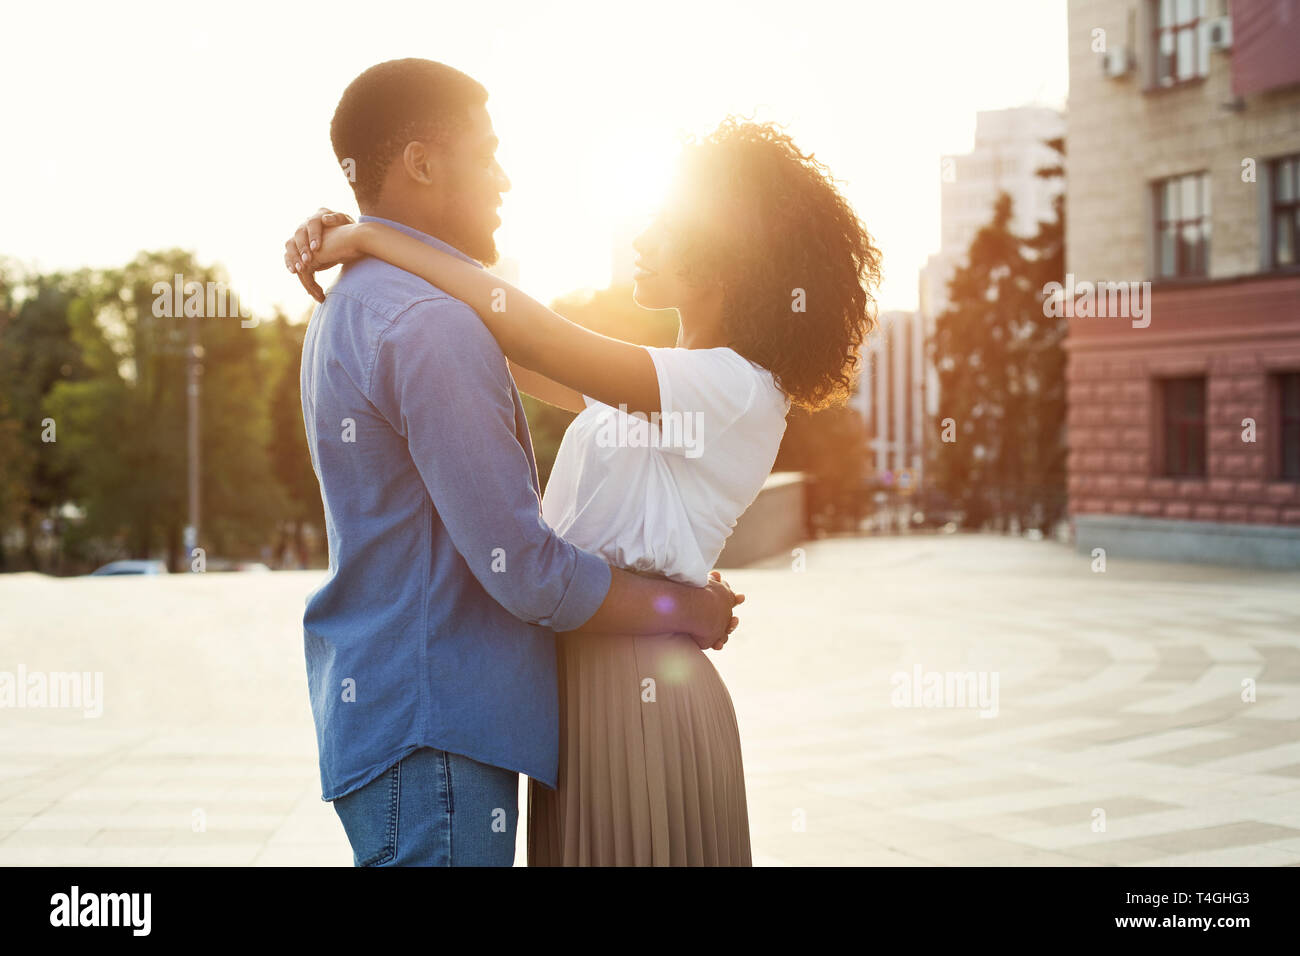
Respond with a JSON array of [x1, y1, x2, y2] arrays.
[[1, 533, 1298, 866]]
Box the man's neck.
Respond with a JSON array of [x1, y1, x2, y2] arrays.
[[361, 202, 465, 253]]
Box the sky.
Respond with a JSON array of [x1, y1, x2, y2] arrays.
[[0, 0, 1068, 319]]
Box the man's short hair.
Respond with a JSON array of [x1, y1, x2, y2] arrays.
[[331, 59, 488, 205]]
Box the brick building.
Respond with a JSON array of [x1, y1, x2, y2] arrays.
[[1066, 0, 1300, 567]]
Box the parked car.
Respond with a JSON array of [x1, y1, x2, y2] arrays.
[[89, 560, 169, 576], [204, 559, 272, 573], [908, 490, 964, 531]]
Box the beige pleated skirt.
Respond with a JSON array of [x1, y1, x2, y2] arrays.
[[527, 629, 752, 866]]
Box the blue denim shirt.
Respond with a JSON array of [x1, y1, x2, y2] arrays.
[[300, 216, 611, 800]]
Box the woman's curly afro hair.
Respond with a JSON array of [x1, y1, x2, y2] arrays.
[[670, 119, 882, 411]]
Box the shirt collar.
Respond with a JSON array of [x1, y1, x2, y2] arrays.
[[357, 216, 482, 269]]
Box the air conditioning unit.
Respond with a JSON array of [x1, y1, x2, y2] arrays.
[[1205, 15, 1232, 51], [1103, 45, 1132, 78]]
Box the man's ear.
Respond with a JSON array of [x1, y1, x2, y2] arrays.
[[400, 140, 442, 187]]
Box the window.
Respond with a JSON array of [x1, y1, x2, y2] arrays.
[[1280, 372, 1300, 480], [1152, 0, 1208, 86], [1155, 172, 1211, 278], [1271, 155, 1300, 269], [1162, 377, 1207, 477]]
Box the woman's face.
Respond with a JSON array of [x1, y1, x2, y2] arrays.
[[630, 167, 735, 313], [630, 210, 689, 310]]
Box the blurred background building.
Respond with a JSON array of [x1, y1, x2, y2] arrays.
[[1066, 0, 1300, 567], [897, 106, 1065, 526], [852, 311, 927, 490], [919, 106, 1067, 324]]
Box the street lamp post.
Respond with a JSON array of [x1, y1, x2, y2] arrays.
[[183, 311, 201, 565]]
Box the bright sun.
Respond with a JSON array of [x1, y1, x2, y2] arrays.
[[593, 133, 680, 224]]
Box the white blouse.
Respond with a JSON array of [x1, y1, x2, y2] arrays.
[[541, 345, 790, 586]]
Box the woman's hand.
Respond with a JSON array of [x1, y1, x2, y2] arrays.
[[708, 570, 744, 651], [283, 208, 361, 303]]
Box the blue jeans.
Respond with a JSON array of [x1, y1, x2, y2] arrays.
[[332, 747, 519, 866]]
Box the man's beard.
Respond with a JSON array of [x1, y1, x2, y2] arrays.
[[452, 212, 498, 265], [466, 233, 499, 266]]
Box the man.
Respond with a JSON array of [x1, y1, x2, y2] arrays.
[[291, 59, 739, 866]]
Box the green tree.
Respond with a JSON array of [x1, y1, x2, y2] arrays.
[[774, 404, 870, 534], [0, 393, 27, 569], [929, 138, 1067, 533], [0, 264, 28, 568], [44, 251, 282, 570], [265, 313, 324, 567], [0, 264, 95, 571], [1019, 136, 1068, 533]]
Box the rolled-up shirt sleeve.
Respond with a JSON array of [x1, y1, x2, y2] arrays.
[[368, 296, 610, 631]]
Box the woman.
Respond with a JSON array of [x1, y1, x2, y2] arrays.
[[286, 119, 882, 865]]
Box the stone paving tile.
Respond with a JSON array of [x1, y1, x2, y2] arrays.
[[1134, 822, 1300, 854], [1243, 694, 1300, 720], [3, 828, 103, 848], [987, 848, 1103, 866], [1143, 646, 1215, 683], [252, 845, 349, 867], [1145, 735, 1286, 766], [956, 812, 1060, 834], [817, 811, 984, 849], [1255, 836, 1300, 857], [908, 774, 1065, 802], [1013, 797, 1181, 827], [1061, 840, 1188, 865], [1125, 667, 1259, 716], [0, 847, 169, 866], [156, 846, 261, 866], [1254, 646, 1300, 682], [125, 799, 293, 815], [1145, 846, 1300, 866], [908, 834, 1057, 865], [87, 829, 186, 848]]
